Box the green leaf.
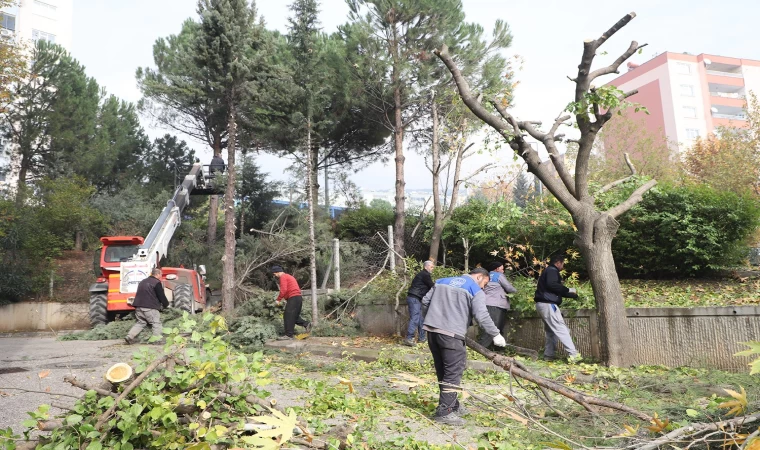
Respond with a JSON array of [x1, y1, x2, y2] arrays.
[[22, 420, 37, 428], [685, 409, 699, 418], [65, 415, 83, 426], [86, 442, 102, 450]]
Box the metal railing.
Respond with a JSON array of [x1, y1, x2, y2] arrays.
[[712, 112, 746, 120], [710, 91, 745, 99], [706, 69, 743, 78]]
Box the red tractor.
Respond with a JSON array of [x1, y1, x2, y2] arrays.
[[88, 164, 217, 326]]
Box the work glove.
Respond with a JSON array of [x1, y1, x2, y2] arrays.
[[567, 288, 577, 298], [492, 334, 507, 347]]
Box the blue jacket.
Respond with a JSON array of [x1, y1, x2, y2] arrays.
[[421, 275, 500, 339]]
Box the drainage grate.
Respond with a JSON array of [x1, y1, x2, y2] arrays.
[[0, 367, 28, 375]]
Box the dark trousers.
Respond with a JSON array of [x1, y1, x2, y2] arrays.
[[405, 296, 426, 341], [283, 295, 309, 337], [478, 306, 508, 348], [428, 332, 467, 417]]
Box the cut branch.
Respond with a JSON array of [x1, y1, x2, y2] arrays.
[[63, 375, 118, 399], [465, 337, 651, 421], [606, 179, 657, 218]]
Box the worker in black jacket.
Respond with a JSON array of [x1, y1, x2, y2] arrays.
[[403, 260, 435, 346], [125, 268, 170, 345], [534, 254, 581, 362]]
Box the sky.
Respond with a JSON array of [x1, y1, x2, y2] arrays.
[[71, 0, 760, 192]]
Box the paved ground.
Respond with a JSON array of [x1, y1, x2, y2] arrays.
[[0, 333, 140, 434]]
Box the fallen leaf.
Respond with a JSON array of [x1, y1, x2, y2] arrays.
[[38, 370, 51, 379]]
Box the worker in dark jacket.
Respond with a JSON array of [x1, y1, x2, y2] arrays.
[[272, 266, 311, 340], [125, 267, 169, 345], [421, 268, 507, 426], [534, 254, 580, 362], [403, 260, 435, 346], [209, 154, 226, 174], [478, 261, 517, 348]]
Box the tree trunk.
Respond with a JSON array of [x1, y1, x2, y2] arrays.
[[207, 134, 223, 247], [309, 142, 320, 214], [391, 28, 405, 270], [576, 211, 634, 367], [462, 237, 470, 273], [239, 200, 245, 238], [428, 98, 442, 263], [74, 231, 83, 251], [323, 162, 330, 217], [15, 156, 28, 207], [306, 119, 319, 327], [221, 108, 238, 313]]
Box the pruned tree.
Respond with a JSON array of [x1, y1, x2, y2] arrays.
[[193, 0, 260, 312], [513, 170, 532, 208], [437, 13, 657, 366], [425, 96, 494, 263]]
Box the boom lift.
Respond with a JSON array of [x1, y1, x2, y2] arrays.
[[88, 163, 218, 326]]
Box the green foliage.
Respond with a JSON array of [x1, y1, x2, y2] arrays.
[[238, 156, 281, 233], [612, 183, 760, 277], [565, 85, 648, 117], [22, 314, 289, 449], [143, 134, 196, 194], [337, 204, 394, 239]]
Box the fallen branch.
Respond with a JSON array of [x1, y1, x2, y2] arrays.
[[37, 419, 63, 432], [632, 412, 760, 450], [95, 352, 174, 431], [64, 375, 118, 398], [0, 386, 80, 399], [465, 337, 651, 421]]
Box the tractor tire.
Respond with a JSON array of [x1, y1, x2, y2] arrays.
[[89, 293, 108, 327], [173, 284, 194, 313]]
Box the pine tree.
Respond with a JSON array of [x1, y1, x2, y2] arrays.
[[513, 171, 532, 208], [341, 0, 475, 267], [194, 0, 261, 312]]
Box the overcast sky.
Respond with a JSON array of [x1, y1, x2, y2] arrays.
[[71, 0, 760, 191]]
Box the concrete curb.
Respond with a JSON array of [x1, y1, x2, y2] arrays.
[[264, 340, 503, 373]]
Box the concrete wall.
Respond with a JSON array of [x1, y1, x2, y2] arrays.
[[356, 303, 760, 371], [0, 302, 89, 332]]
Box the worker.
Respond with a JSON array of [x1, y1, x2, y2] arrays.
[[403, 260, 435, 347], [534, 254, 581, 363], [209, 154, 226, 174], [421, 267, 507, 426], [478, 261, 517, 348], [271, 266, 311, 340], [124, 267, 169, 345]]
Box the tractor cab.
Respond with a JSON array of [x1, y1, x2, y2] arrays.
[[96, 236, 144, 277]]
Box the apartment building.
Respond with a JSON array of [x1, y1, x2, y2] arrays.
[[0, 0, 73, 185], [607, 52, 760, 149]]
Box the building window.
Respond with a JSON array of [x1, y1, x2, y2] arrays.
[[686, 129, 700, 140], [0, 13, 15, 31], [683, 106, 697, 118], [31, 29, 56, 43], [34, 0, 57, 18], [681, 84, 694, 97], [677, 62, 691, 74]]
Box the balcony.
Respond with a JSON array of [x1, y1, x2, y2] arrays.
[[706, 69, 743, 78], [710, 91, 744, 99], [711, 104, 748, 128]]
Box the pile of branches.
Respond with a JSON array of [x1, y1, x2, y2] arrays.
[[7, 314, 321, 450]]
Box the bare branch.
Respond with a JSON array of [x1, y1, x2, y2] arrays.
[[590, 43, 648, 82], [549, 114, 571, 136], [598, 153, 638, 194], [607, 179, 657, 218]]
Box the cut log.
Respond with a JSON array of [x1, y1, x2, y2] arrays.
[[105, 363, 134, 384]]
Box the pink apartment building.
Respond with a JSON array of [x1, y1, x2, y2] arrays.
[[607, 52, 760, 148]]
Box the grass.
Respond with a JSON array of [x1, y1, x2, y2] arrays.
[[265, 343, 760, 449]]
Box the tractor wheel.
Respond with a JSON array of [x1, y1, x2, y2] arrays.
[[173, 284, 194, 313], [89, 293, 108, 327]]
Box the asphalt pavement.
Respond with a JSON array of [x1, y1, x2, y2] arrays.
[[0, 333, 139, 434]]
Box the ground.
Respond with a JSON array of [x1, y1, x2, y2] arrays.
[[2, 333, 760, 449]]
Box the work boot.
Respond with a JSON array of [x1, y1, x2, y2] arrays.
[[454, 403, 469, 416], [402, 339, 416, 347], [433, 413, 465, 426], [277, 335, 293, 341], [541, 354, 556, 362]]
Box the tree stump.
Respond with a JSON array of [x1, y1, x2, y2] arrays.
[[105, 363, 134, 385]]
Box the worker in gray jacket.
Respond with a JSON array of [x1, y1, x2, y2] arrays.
[[478, 261, 517, 348], [421, 267, 507, 426]]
